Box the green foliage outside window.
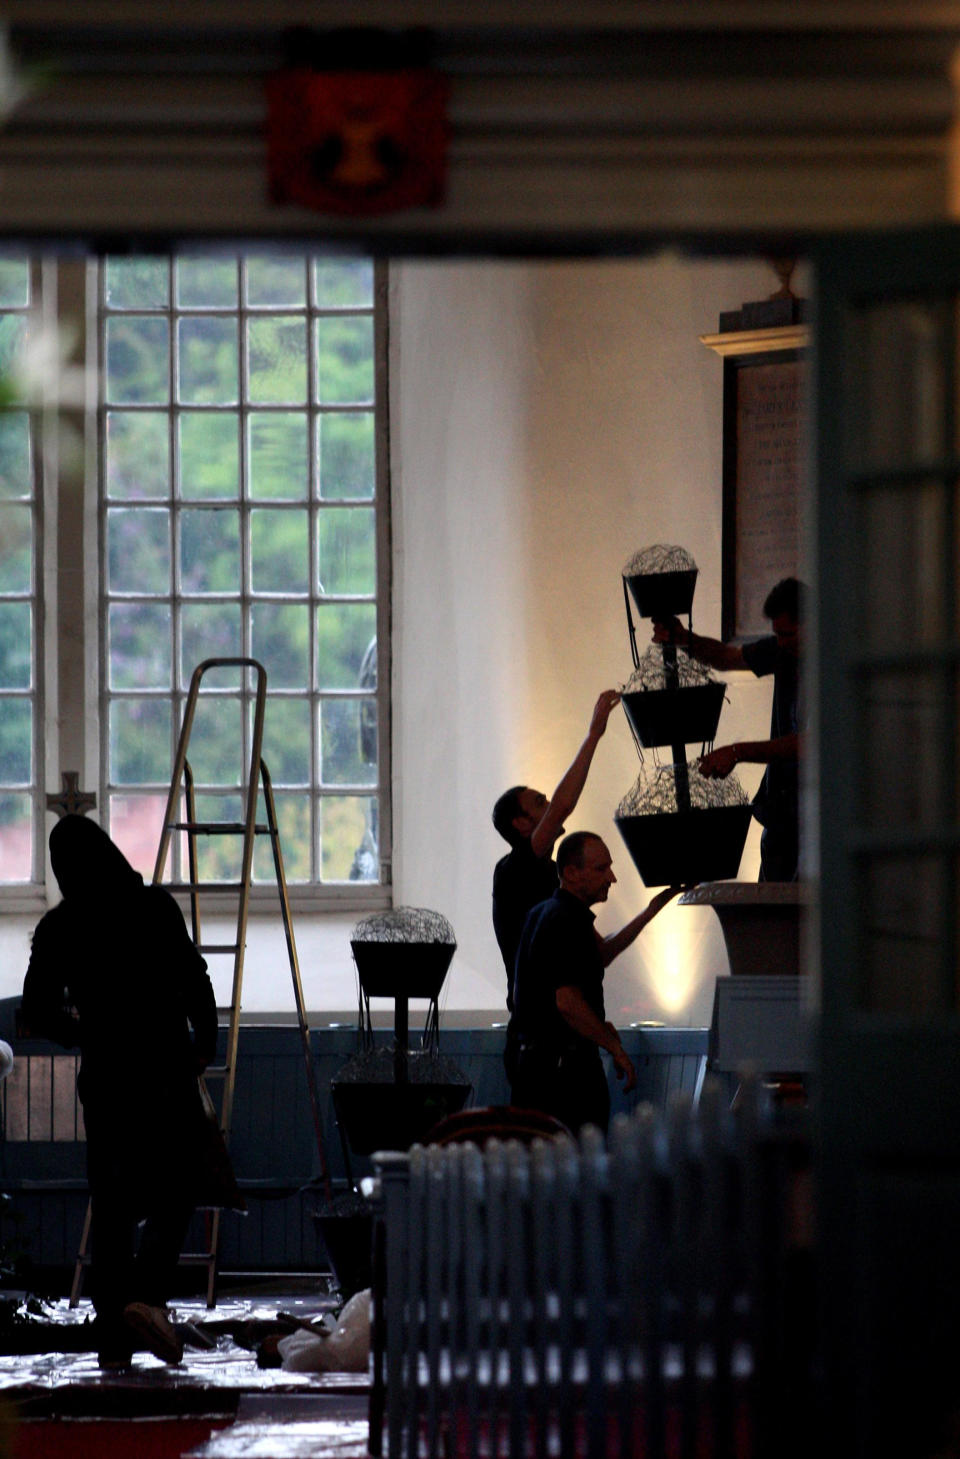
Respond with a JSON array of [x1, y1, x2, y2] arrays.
[[0, 253, 385, 885], [103, 254, 383, 886]]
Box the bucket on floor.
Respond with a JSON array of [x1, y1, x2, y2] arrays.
[[314, 1194, 374, 1298]]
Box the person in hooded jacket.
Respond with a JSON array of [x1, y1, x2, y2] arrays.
[[21, 815, 218, 1369]]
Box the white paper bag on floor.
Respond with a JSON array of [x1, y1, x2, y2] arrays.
[[277, 1288, 371, 1372]]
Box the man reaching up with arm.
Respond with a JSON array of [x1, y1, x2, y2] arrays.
[[492, 689, 620, 1080], [653, 576, 806, 882]]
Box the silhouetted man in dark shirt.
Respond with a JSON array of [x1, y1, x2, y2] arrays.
[[492, 689, 620, 1081], [22, 815, 218, 1369], [511, 831, 679, 1134], [654, 576, 805, 881]]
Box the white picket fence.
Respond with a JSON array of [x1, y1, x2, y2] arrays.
[[369, 1079, 810, 1458]]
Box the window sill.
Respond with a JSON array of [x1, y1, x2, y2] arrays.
[[0, 883, 392, 919], [167, 883, 393, 919], [0, 887, 48, 917]]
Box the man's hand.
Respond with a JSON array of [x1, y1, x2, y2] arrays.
[[589, 688, 621, 739], [647, 885, 686, 916], [651, 616, 687, 647], [609, 1035, 637, 1093], [534, 688, 625, 857], [699, 744, 738, 779], [652, 622, 745, 674], [598, 884, 691, 966]]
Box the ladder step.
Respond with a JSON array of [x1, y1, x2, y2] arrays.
[[196, 943, 241, 954], [203, 1065, 230, 1079], [168, 821, 277, 836]]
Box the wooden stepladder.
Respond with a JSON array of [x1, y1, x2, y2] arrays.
[[71, 658, 331, 1308]]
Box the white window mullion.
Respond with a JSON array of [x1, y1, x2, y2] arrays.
[[238, 254, 252, 790], [307, 257, 320, 884], [373, 260, 392, 888], [166, 255, 182, 882], [36, 257, 58, 899]]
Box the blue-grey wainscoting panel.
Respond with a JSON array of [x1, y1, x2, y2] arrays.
[[1, 1020, 707, 1281]]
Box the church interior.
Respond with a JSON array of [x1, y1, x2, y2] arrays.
[[0, 5, 959, 1457]]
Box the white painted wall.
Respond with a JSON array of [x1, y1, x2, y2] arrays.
[[1, 254, 793, 1030], [390, 255, 782, 1029]]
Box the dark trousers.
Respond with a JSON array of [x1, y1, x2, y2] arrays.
[[84, 1095, 199, 1336], [503, 1018, 521, 1088], [759, 818, 799, 882], [90, 1182, 194, 1325], [511, 1044, 610, 1135]]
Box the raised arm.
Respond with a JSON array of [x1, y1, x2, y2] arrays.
[[597, 884, 684, 967], [700, 730, 803, 780], [529, 689, 621, 857], [652, 616, 746, 673]]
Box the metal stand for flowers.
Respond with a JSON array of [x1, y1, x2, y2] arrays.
[[616, 552, 752, 885]]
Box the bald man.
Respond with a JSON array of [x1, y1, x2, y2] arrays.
[[510, 831, 680, 1134]]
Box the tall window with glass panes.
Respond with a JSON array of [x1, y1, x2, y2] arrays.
[[0, 260, 38, 884], [0, 254, 387, 897], [101, 254, 386, 894]]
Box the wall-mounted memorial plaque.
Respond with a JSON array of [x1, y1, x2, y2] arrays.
[[701, 314, 810, 643]]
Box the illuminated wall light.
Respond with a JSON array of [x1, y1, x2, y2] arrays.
[[643, 907, 700, 1015]]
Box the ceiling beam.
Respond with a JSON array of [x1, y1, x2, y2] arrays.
[[0, 8, 956, 248]]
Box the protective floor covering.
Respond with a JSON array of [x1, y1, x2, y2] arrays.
[[187, 1395, 371, 1457], [0, 1292, 375, 1456]]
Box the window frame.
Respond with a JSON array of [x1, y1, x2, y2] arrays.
[[96, 254, 392, 911], [0, 259, 54, 909], [0, 254, 392, 914]]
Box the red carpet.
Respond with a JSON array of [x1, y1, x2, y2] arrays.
[[11, 1418, 231, 1459]]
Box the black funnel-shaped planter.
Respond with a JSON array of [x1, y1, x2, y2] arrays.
[[351, 940, 455, 1000], [622, 682, 726, 749], [332, 1070, 472, 1155], [624, 567, 698, 622], [615, 804, 752, 887]]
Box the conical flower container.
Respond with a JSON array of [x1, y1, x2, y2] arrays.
[[350, 939, 455, 1001], [332, 1049, 472, 1155], [624, 567, 698, 622], [615, 804, 753, 886], [341, 941, 466, 1155], [622, 681, 726, 749]]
